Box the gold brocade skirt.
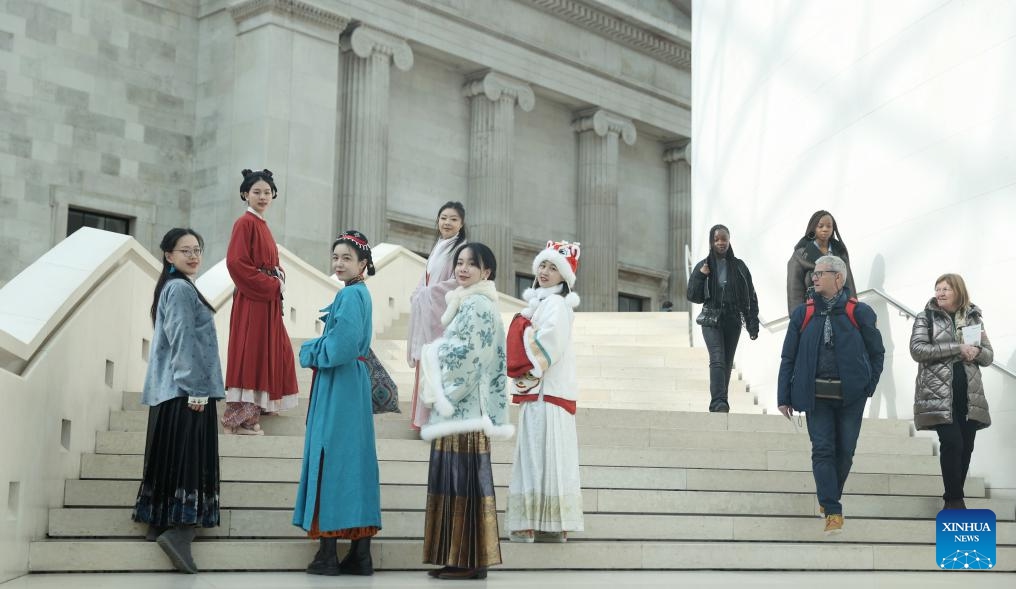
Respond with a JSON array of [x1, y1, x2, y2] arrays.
[[422, 432, 502, 568]]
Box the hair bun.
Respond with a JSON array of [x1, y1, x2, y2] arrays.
[[241, 169, 253, 177], [261, 168, 273, 178]]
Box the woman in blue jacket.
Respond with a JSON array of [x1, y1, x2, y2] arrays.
[[132, 228, 223, 574], [293, 231, 381, 576]]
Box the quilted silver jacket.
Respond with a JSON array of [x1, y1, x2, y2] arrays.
[[910, 299, 993, 430]]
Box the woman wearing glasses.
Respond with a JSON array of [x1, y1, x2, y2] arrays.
[[221, 169, 299, 435], [132, 228, 222, 573], [911, 274, 994, 510]]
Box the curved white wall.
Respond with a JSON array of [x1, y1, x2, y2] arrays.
[[693, 0, 1016, 496]]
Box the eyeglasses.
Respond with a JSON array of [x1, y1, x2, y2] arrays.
[[173, 248, 202, 258], [812, 270, 836, 279]]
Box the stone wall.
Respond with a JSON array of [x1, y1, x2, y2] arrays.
[[2, 0, 692, 307], [0, 0, 198, 280]]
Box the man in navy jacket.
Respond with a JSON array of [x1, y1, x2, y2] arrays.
[[777, 255, 885, 535]]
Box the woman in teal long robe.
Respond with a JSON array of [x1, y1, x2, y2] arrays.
[[292, 231, 380, 576]]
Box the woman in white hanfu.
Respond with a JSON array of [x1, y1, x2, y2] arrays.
[[506, 241, 585, 543], [406, 202, 467, 431]]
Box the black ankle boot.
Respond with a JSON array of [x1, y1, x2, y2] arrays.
[[156, 526, 198, 574], [306, 537, 339, 576], [339, 538, 374, 576]]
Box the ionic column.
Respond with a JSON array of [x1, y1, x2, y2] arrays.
[[572, 108, 636, 312], [664, 141, 691, 311], [463, 71, 535, 294], [336, 24, 413, 244]]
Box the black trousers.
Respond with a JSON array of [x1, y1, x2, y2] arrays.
[[936, 416, 978, 501], [701, 315, 741, 411]]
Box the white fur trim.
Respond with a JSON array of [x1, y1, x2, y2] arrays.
[[441, 280, 499, 326], [533, 249, 576, 287], [522, 325, 545, 378], [563, 292, 580, 309], [434, 394, 454, 418], [420, 415, 515, 442], [488, 423, 516, 441]]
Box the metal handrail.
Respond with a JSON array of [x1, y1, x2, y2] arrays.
[[684, 244, 694, 346], [760, 287, 1016, 380]]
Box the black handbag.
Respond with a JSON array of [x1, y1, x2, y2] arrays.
[[696, 306, 721, 327], [814, 378, 843, 401]]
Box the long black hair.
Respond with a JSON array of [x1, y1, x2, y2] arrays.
[[704, 224, 750, 308], [332, 229, 376, 276], [240, 168, 278, 200], [436, 201, 467, 257], [151, 228, 215, 323], [801, 209, 848, 255], [454, 242, 496, 281]]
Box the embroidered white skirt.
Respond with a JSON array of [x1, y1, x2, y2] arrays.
[[505, 399, 584, 532]]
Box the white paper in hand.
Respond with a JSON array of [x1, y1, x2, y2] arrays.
[[961, 324, 982, 346]]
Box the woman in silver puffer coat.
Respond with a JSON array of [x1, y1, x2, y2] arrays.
[[910, 273, 993, 510]]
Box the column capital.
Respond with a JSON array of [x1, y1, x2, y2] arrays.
[[572, 108, 636, 146], [663, 140, 691, 164], [342, 24, 414, 71], [230, 0, 350, 41], [462, 70, 535, 112]]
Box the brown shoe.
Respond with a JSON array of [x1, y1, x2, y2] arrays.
[[427, 567, 451, 578], [823, 514, 844, 536], [438, 567, 488, 580]]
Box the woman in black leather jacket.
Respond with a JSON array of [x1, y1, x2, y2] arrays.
[[687, 224, 760, 412]]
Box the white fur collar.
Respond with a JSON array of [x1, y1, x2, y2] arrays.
[[442, 280, 498, 326], [521, 284, 580, 318]]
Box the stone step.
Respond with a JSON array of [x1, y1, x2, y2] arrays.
[[94, 431, 937, 474], [92, 432, 942, 475], [61, 479, 1016, 519], [79, 454, 978, 497], [27, 539, 1016, 572], [116, 391, 914, 436], [105, 411, 930, 455], [47, 508, 1016, 544]]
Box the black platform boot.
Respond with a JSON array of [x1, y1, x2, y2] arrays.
[[306, 537, 340, 576], [339, 538, 374, 576]]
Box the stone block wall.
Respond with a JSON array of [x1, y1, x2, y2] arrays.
[[0, 0, 198, 280]]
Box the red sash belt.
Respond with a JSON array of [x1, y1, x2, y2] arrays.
[[511, 393, 576, 415]]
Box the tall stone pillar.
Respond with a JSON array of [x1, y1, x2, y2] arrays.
[[222, 0, 349, 267], [464, 71, 535, 294], [336, 24, 413, 244], [572, 108, 636, 312], [664, 141, 691, 311]]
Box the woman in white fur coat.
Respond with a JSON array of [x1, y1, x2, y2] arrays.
[[506, 241, 585, 543], [417, 242, 512, 580]]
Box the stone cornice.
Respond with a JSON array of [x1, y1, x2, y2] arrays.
[[229, 0, 350, 34], [342, 24, 414, 71], [572, 108, 637, 145], [463, 71, 536, 112], [663, 140, 690, 164], [520, 0, 691, 71]]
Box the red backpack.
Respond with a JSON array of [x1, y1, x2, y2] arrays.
[[800, 297, 859, 332]]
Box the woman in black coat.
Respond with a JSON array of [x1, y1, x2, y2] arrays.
[[687, 224, 760, 412]]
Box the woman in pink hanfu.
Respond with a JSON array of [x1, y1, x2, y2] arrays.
[[406, 202, 466, 431]]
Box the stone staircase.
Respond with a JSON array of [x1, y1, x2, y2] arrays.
[[28, 312, 1016, 571]]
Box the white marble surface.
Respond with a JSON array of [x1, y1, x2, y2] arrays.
[[2, 571, 1014, 589]]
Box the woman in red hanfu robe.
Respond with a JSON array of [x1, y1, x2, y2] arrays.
[[221, 169, 299, 435]]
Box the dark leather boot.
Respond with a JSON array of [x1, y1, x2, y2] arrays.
[[306, 537, 339, 576], [156, 526, 198, 574], [339, 538, 374, 576]]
